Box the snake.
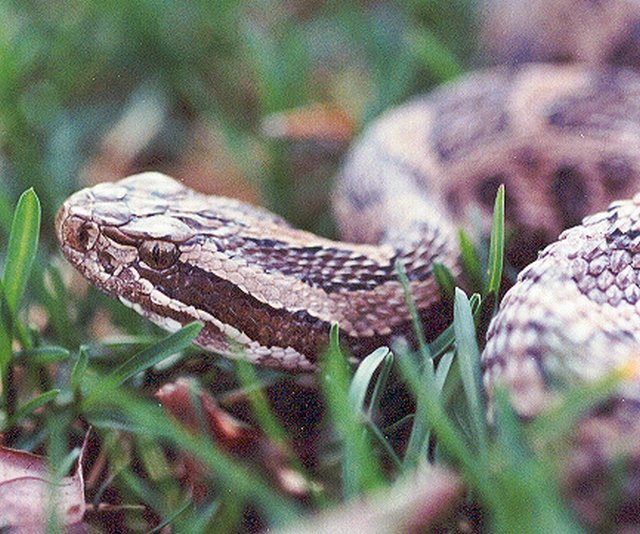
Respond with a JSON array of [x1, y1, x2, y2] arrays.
[[55, 1, 640, 417]]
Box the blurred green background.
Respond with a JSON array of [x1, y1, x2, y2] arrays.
[[0, 0, 477, 244]]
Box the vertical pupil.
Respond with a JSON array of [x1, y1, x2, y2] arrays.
[[140, 240, 177, 269]]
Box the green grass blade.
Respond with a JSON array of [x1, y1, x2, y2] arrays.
[[405, 26, 464, 82], [348, 346, 391, 411], [492, 387, 530, 462], [84, 388, 300, 525], [395, 260, 430, 360], [459, 229, 483, 291], [0, 188, 40, 411], [402, 350, 454, 469], [234, 359, 290, 448], [2, 188, 41, 315], [14, 346, 70, 365], [322, 323, 385, 498], [7, 389, 60, 429], [366, 349, 394, 418], [83, 322, 202, 406], [181, 500, 220, 534], [490, 390, 582, 534], [484, 184, 505, 297], [356, 348, 401, 469], [432, 262, 456, 300], [469, 293, 482, 313], [0, 190, 12, 236], [70, 346, 89, 392], [528, 368, 623, 444], [108, 322, 202, 385], [51, 443, 81, 480], [148, 498, 193, 533], [435, 350, 455, 391], [402, 356, 435, 469], [235, 359, 324, 507], [428, 293, 480, 358], [395, 344, 492, 503], [0, 280, 13, 417], [35, 263, 76, 347], [453, 288, 488, 457]]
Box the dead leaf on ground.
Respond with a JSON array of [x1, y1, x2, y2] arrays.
[[262, 104, 355, 144], [0, 439, 87, 531]]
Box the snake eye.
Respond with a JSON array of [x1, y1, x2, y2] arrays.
[[139, 240, 179, 270], [64, 218, 99, 252]]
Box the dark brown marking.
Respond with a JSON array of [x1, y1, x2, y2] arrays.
[[512, 148, 540, 171], [378, 150, 433, 195], [497, 36, 537, 65], [218, 237, 406, 293], [445, 188, 462, 216], [102, 226, 140, 246], [598, 156, 634, 194], [133, 260, 450, 362], [547, 69, 640, 132], [475, 174, 506, 208], [138, 261, 331, 361], [430, 78, 511, 161], [607, 227, 640, 247], [551, 165, 588, 227], [607, 20, 640, 68], [63, 217, 99, 252], [346, 188, 382, 210]]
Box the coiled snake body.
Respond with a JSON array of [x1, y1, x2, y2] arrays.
[[56, 2, 640, 416]]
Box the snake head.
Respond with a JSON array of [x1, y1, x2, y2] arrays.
[[55, 174, 210, 346], [56, 172, 452, 371], [56, 173, 192, 294], [55, 173, 324, 371]]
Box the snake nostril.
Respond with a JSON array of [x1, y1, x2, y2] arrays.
[[64, 217, 99, 252]]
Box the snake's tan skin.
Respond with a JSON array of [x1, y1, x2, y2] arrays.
[[55, 172, 457, 371], [56, 63, 640, 384], [482, 0, 640, 69], [55, 6, 640, 436]]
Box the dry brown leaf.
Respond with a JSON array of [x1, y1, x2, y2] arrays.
[[0, 442, 86, 530], [274, 465, 465, 534], [262, 104, 355, 144], [156, 378, 259, 455]]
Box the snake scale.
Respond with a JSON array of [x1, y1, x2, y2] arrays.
[[56, 0, 640, 419]]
